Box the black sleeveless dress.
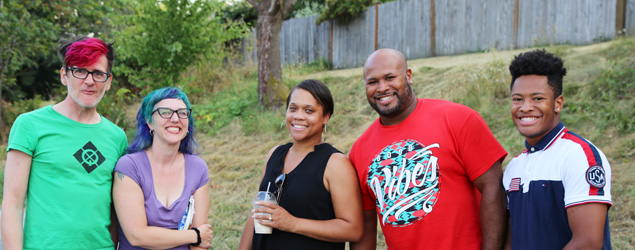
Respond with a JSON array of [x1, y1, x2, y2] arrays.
[[252, 143, 345, 250]]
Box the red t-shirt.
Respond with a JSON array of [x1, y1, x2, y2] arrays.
[[349, 99, 507, 249]]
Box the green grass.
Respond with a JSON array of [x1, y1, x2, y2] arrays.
[[1, 37, 634, 249], [195, 37, 635, 249]]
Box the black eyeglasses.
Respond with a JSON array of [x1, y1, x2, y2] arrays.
[[152, 108, 192, 119], [274, 173, 286, 204], [66, 67, 111, 82]]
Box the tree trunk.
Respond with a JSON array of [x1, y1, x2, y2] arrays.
[[251, 0, 297, 109]]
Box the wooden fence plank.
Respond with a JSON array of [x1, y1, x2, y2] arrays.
[[238, 0, 619, 69]]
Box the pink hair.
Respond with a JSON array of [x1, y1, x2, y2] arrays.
[[64, 38, 108, 69]]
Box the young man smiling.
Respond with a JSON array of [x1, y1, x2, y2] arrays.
[[503, 49, 612, 249], [1, 37, 127, 250]]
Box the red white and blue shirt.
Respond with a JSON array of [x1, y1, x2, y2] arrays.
[[503, 122, 612, 249]]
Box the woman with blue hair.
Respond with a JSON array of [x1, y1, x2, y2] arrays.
[[113, 87, 213, 249]]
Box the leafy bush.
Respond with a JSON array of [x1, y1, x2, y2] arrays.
[[2, 95, 45, 130], [116, 0, 247, 89], [97, 86, 137, 136], [316, 0, 395, 24]]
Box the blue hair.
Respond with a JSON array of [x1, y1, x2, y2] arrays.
[[128, 87, 198, 154]]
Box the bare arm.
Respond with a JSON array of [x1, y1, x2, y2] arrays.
[[110, 202, 119, 246], [563, 203, 608, 250], [350, 210, 377, 250], [237, 214, 256, 250], [504, 219, 511, 250], [189, 182, 211, 250], [237, 146, 278, 250], [256, 153, 363, 242], [472, 160, 507, 250], [1, 150, 32, 250], [112, 171, 212, 249]]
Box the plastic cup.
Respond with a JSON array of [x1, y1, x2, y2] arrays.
[[253, 191, 277, 234]]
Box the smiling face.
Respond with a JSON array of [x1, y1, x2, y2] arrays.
[[61, 55, 111, 109], [148, 98, 189, 146], [285, 88, 330, 143], [511, 74, 563, 146], [363, 49, 416, 125]]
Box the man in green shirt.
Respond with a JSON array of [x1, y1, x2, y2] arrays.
[[2, 37, 128, 250]]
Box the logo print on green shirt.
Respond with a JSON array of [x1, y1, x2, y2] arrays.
[[73, 141, 106, 173]]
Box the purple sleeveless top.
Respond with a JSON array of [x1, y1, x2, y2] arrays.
[[115, 151, 210, 250]]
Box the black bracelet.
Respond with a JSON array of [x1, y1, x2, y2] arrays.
[[191, 227, 201, 246]]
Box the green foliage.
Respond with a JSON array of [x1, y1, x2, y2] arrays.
[[291, 0, 325, 18], [284, 58, 333, 76], [221, 0, 325, 28], [592, 59, 634, 100], [575, 38, 635, 133], [316, 0, 394, 24], [221, 0, 257, 27], [192, 81, 283, 136], [116, 0, 247, 90], [0, 0, 126, 101], [97, 85, 137, 131], [2, 95, 45, 129], [451, 60, 509, 111], [0, 0, 56, 118]]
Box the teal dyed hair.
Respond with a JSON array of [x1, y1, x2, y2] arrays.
[[128, 87, 197, 154]]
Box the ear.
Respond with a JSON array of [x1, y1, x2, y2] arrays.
[[555, 95, 564, 114], [323, 113, 331, 125], [406, 68, 413, 85], [60, 67, 68, 86], [146, 119, 154, 132], [105, 76, 112, 91]]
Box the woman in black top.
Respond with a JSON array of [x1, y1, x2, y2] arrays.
[[238, 79, 363, 250]]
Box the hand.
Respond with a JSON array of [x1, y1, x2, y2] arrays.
[[194, 224, 213, 249], [252, 202, 297, 232]]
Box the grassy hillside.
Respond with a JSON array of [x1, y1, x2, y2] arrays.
[[197, 38, 634, 249], [1, 37, 633, 249]]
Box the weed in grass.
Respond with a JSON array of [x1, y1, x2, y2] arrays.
[[546, 45, 573, 58], [283, 58, 332, 77], [418, 66, 434, 74]]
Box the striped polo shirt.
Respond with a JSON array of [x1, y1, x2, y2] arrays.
[[503, 122, 612, 249]]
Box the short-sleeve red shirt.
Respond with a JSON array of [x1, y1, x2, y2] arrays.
[[349, 99, 507, 249]]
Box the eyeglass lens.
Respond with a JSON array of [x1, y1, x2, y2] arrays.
[[155, 108, 191, 119], [68, 67, 110, 82]]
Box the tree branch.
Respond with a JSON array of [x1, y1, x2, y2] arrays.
[[245, 0, 257, 8], [281, 0, 298, 15], [267, 0, 279, 15]]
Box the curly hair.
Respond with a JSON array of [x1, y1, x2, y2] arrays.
[[509, 49, 567, 97]]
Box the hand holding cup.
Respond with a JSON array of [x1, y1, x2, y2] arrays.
[[252, 201, 297, 232], [252, 191, 277, 234]]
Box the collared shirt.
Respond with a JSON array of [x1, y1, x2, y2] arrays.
[[503, 122, 612, 249]]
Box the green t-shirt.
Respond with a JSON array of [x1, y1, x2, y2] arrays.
[[7, 105, 128, 250]]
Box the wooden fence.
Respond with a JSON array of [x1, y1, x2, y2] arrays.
[[240, 0, 632, 69], [626, 0, 635, 35]]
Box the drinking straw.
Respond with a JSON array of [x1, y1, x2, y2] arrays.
[[265, 182, 271, 200]]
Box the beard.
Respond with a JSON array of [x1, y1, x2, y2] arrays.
[[368, 81, 415, 118]]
